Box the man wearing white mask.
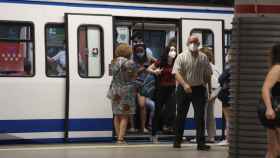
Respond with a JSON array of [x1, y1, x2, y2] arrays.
[[172, 35, 212, 150]]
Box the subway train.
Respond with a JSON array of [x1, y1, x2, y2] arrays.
[[0, 0, 233, 143]]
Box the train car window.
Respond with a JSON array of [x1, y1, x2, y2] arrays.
[[78, 25, 104, 78], [191, 29, 214, 63], [0, 22, 34, 77], [45, 24, 66, 77], [225, 30, 232, 55]]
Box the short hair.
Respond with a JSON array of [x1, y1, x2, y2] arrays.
[[269, 44, 280, 66], [187, 35, 200, 45], [200, 47, 214, 63], [115, 43, 132, 59]]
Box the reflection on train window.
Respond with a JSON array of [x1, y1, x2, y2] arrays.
[[45, 24, 66, 77], [78, 25, 103, 78], [191, 29, 214, 62], [0, 22, 34, 77]]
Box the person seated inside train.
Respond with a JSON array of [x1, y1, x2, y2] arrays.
[[47, 49, 66, 76], [132, 43, 157, 133]]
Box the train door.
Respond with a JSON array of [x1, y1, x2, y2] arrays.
[[181, 19, 224, 137], [65, 14, 113, 141], [114, 17, 179, 140]]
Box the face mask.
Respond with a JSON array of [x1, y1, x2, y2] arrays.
[[136, 52, 145, 58], [168, 50, 176, 58], [188, 43, 199, 52]]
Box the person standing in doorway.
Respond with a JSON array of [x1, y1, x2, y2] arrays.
[[172, 35, 212, 151]]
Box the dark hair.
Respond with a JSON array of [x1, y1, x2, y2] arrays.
[[131, 31, 143, 41], [133, 43, 147, 64], [160, 46, 176, 67], [270, 44, 280, 66]]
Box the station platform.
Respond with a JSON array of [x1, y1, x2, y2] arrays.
[[0, 143, 228, 158]]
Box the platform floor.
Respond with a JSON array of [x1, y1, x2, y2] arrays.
[[0, 143, 228, 158]]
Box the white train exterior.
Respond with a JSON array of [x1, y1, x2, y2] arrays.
[[0, 0, 233, 143]]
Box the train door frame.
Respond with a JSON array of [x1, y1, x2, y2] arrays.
[[65, 13, 114, 142]]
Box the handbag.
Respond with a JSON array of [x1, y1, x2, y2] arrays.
[[257, 96, 280, 128]]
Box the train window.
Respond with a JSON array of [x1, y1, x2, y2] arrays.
[[0, 22, 34, 77], [78, 25, 104, 78], [45, 24, 66, 77], [225, 30, 232, 55], [191, 29, 214, 62]]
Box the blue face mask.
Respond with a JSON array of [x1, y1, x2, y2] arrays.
[[136, 52, 145, 58]]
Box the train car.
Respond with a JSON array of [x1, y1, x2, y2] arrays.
[[0, 0, 233, 143]]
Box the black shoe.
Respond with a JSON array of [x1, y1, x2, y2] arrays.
[[197, 144, 211, 151], [173, 141, 181, 148]]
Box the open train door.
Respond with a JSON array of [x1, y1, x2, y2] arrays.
[[65, 14, 113, 141], [181, 19, 224, 137]]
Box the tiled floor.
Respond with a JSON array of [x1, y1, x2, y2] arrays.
[[0, 143, 228, 158]]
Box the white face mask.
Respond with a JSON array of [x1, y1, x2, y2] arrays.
[[188, 43, 199, 52], [168, 50, 176, 58]]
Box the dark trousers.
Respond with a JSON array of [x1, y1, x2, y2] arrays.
[[174, 85, 207, 145], [152, 86, 176, 136]]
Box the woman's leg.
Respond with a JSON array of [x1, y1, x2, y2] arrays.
[[145, 98, 155, 129], [114, 115, 120, 139], [118, 115, 129, 141], [138, 94, 147, 132], [266, 128, 279, 158], [222, 106, 231, 140]]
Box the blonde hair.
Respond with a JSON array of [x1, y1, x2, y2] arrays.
[[115, 43, 132, 59], [200, 47, 214, 63]]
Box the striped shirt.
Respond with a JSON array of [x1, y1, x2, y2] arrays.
[[172, 51, 212, 86]]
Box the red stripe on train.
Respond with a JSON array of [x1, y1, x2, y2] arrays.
[[235, 4, 280, 14]]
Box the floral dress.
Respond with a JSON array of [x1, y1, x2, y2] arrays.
[[107, 57, 138, 115]]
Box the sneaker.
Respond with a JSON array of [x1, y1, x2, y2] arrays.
[[127, 128, 137, 133], [197, 144, 211, 151], [142, 128, 149, 133], [206, 138, 215, 143], [217, 139, 228, 146], [151, 136, 159, 144]]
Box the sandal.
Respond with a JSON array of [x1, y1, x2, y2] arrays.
[[116, 138, 126, 144]]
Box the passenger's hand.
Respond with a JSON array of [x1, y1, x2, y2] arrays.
[[153, 68, 162, 76], [208, 96, 215, 103], [183, 83, 192, 93], [266, 108, 276, 120]]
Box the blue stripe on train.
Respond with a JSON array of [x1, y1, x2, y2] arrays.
[[0, 0, 233, 14], [0, 118, 223, 133]]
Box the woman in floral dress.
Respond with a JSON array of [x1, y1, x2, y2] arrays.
[[107, 43, 138, 144]]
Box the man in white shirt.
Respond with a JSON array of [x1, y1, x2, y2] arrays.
[[172, 35, 212, 151]]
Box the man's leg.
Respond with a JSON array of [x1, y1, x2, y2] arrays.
[[173, 85, 190, 148], [192, 86, 210, 150]]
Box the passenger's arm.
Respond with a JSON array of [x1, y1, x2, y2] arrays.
[[262, 65, 280, 120], [175, 72, 192, 93], [147, 63, 162, 76]]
